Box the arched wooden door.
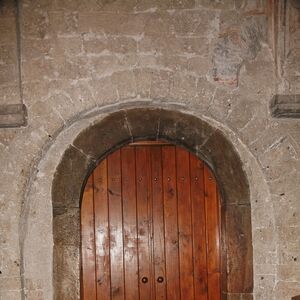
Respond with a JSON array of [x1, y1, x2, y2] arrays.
[[81, 142, 221, 300]]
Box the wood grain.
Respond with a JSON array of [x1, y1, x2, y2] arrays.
[[121, 147, 139, 300], [151, 146, 166, 299], [162, 146, 180, 300], [190, 154, 208, 300], [204, 166, 221, 300], [81, 174, 97, 299], [94, 159, 111, 300], [108, 150, 125, 300], [176, 147, 194, 299], [136, 146, 152, 300]]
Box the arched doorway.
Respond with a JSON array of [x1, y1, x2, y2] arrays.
[[49, 106, 253, 299], [81, 141, 221, 299]]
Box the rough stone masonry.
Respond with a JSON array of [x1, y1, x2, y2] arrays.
[[0, 0, 299, 299]]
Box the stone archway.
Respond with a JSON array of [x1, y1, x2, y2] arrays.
[[52, 107, 253, 299]]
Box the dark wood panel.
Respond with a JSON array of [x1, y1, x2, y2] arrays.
[[151, 146, 166, 300], [94, 159, 111, 300], [162, 146, 180, 300], [107, 150, 125, 300], [136, 146, 152, 300], [190, 154, 208, 300], [81, 175, 97, 299], [121, 147, 139, 300], [176, 147, 194, 299]]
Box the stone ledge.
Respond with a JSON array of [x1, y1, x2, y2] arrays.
[[0, 104, 27, 127], [270, 94, 300, 118]]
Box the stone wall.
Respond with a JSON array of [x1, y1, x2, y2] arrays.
[[0, 0, 299, 299]]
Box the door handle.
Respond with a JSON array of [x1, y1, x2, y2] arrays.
[[157, 276, 164, 283], [141, 277, 148, 283]]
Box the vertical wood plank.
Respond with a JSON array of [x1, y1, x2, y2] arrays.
[[94, 159, 111, 300], [208, 272, 221, 300], [136, 146, 152, 300], [176, 146, 194, 300], [162, 146, 180, 300], [108, 150, 125, 300], [81, 174, 97, 300], [151, 146, 167, 300], [190, 154, 208, 300], [121, 147, 139, 300], [204, 165, 221, 300]]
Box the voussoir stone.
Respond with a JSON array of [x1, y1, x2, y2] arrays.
[[73, 111, 132, 160], [200, 129, 250, 205], [125, 107, 161, 140], [52, 145, 94, 208]]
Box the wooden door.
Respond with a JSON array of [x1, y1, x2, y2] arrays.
[[81, 142, 221, 300]]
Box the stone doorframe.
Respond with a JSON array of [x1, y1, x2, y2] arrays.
[[50, 106, 253, 299], [20, 101, 257, 299]]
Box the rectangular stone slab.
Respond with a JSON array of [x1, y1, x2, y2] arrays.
[[0, 104, 27, 127], [270, 94, 300, 118]]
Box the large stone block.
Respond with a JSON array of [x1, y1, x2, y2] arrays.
[[52, 145, 94, 208], [28, 100, 64, 135], [0, 44, 17, 65], [278, 265, 300, 282], [0, 276, 21, 291], [78, 12, 145, 36], [0, 0, 16, 17], [125, 107, 161, 139], [73, 111, 132, 160], [22, 9, 49, 39], [0, 104, 27, 128], [270, 94, 300, 118], [0, 64, 18, 85], [53, 245, 80, 300], [200, 129, 250, 204], [139, 35, 209, 56], [48, 11, 79, 37], [0, 290, 22, 300], [172, 9, 218, 36], [111, 70, 137, 100], [0, 16, 17, 43], [157, 110, 215, 152], [0, 85, 22, 106], [274, 281, 300, 300], [150, 70, 173, 100], [53, 208, 80, 246], [169, 73, 198, 102], [195, 0, 235, 9], [133, 68, 152, 98], [255, 274, 276, 300], [88, 76, 118, 105], [226, 204, 253, 293], [84, 0, 195, 11]]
